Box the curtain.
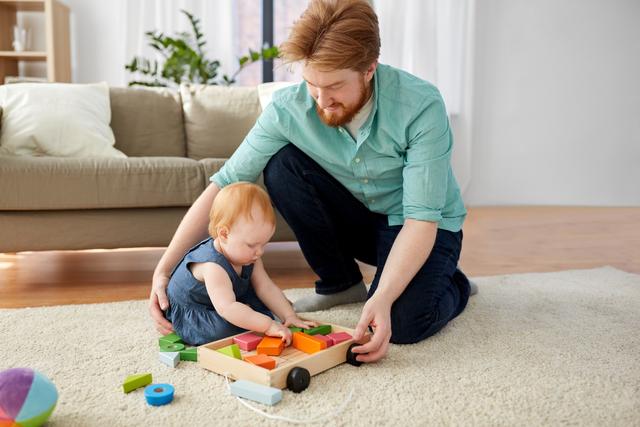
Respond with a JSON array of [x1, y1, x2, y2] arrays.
[[121, 0, 236, 86], [375, 0, 474, 193]]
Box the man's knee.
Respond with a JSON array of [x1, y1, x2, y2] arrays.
[[264, 144, 301, 182], [389, 307, 445, 344]]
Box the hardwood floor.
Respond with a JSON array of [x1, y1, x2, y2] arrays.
[[1, 207, 638, 308]]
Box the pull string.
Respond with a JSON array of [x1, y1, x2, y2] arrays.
[[224, 373, 355, 424]]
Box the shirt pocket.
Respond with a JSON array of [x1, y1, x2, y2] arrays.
[[364, 155, 404, 182]]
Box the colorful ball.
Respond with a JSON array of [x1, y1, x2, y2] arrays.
[[0, 368, 58, 427]]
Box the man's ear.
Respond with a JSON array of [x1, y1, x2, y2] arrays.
[[365, 61, 378, 82]]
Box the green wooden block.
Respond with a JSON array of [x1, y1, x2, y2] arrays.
[[160, 342, 185, 352], [217, 344, 242, 359], [180, 347, 198, 362], [303, 325, 332, 335], [288, 326, 303, 333], [159, 332, 183, 347], [123, 373, 152, 393]]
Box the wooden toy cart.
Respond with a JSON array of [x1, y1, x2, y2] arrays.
[[198, 322, 366, 392]]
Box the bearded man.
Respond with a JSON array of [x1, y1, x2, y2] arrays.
[[149, 0, 473, 363]]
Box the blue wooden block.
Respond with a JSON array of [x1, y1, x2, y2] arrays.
[[229, 380, 282, 406], [144, 383, 175, 406], [159, 351, 180, 368]]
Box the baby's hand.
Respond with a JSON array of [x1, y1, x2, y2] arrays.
[[265, 321, 292, 346], [283, 315, 318, 330]]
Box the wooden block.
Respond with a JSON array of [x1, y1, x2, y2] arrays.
[[180, 347, 198, 362], [256, 336, 284, 356], [292, 332, 327, 354], [313, 334, 334, 348], [229, 379, 282, 405], [303, 324, 332, 335], [326, 331, 352, 345], [233, 332, 262, 351], [160, 342, 185, 352], [244, 354, 277, 370], [217, 344, 242, 359], [123, 373, 152, 393], [159, 351, 180, 368], [158, 332, 183, 347]]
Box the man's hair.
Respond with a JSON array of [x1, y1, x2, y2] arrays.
[[279, 0, 380, 72], [208, 182, 276, 238]]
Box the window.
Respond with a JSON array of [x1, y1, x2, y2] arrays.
[[234, 0, 308, 85]]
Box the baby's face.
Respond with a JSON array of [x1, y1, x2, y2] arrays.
[[222, 205, 275, 266]]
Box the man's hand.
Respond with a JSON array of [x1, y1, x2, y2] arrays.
[[149, 272, 174, 335], [351, 294, 393, 363]]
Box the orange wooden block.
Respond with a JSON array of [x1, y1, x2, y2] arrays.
[[256, 336, 285, 356], [292, 332, 327, 354], [244, 354, 277, 370]]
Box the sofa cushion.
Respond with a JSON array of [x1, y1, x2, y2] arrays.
[[110, 87, 186, 157], [181, 84, 261, 160], [0, 82, 125, 158], [0, 156, 205, 210]]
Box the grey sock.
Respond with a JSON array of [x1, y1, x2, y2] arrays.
[[293, 280, 368, 312], [469, 280, 479, 296]]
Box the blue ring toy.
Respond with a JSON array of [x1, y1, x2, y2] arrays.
[[144, 383, 174, 406]]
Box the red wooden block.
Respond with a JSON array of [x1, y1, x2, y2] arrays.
[[244, 354, 277, 370], [233, 332, 263, 351], [257, 336, 285, 356], [313, 334, 334, 348], [326, 332, 352, 345]]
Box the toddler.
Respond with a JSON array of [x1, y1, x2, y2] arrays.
[[164, 182, 314, 345]]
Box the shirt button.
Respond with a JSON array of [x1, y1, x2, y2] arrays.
[[354, 158, 361, 163], [363, 179, 369, 184], [371, 199, 376, 203]]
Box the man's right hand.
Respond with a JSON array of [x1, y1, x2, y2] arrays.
[[149, 272, 174, 335]]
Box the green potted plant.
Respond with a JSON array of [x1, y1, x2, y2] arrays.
[[125, 9, 279, 87]]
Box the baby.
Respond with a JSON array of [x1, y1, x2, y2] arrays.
[[164, 182, 314, 345]]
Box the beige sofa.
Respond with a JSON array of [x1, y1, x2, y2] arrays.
[[0, 85, 295, 252]]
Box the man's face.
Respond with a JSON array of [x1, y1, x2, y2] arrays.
[[303, 62, 376, 127]]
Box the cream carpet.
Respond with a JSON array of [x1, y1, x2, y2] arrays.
[[1, 267, 639, 426]]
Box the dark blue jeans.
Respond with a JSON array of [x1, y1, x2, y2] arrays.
[[263, 144, 470, 344]]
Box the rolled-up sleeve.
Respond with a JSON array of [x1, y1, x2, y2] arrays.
[[211, 100, 290, 188], [402, 95, 452, 223]]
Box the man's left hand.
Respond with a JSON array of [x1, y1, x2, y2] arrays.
[[351, 294, 392, 363]]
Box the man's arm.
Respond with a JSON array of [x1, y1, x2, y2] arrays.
[[351, 93, 453, 360], [149, 182, 220, 334], [351, 219, 437, 362]]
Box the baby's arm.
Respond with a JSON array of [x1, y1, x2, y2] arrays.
[[200, 262, 273, 333], [251, 259, 316, 329]]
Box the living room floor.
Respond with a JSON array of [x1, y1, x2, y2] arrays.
[[1, 207, 638, 309]]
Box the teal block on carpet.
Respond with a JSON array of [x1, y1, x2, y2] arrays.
[[229, 380, 282, 406]]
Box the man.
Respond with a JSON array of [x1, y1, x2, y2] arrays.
[[149, 0, 472, 363]]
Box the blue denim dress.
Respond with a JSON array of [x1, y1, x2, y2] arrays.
[[164, 237, 273, 346]]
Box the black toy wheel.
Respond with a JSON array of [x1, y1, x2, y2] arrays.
[[286, 367, 311, 393], [346, 343, 363, 367]]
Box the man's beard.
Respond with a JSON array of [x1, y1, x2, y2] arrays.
[[316, 77, 371, 128]]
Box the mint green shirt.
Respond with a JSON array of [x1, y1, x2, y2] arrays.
[[212, 63, 467, 232]]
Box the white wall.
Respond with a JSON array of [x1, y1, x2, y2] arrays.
[[467, 0, 640, 206], [63, 0, 126, 85], [19, 0, 126, 85], [18, 0, 640, 206]]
